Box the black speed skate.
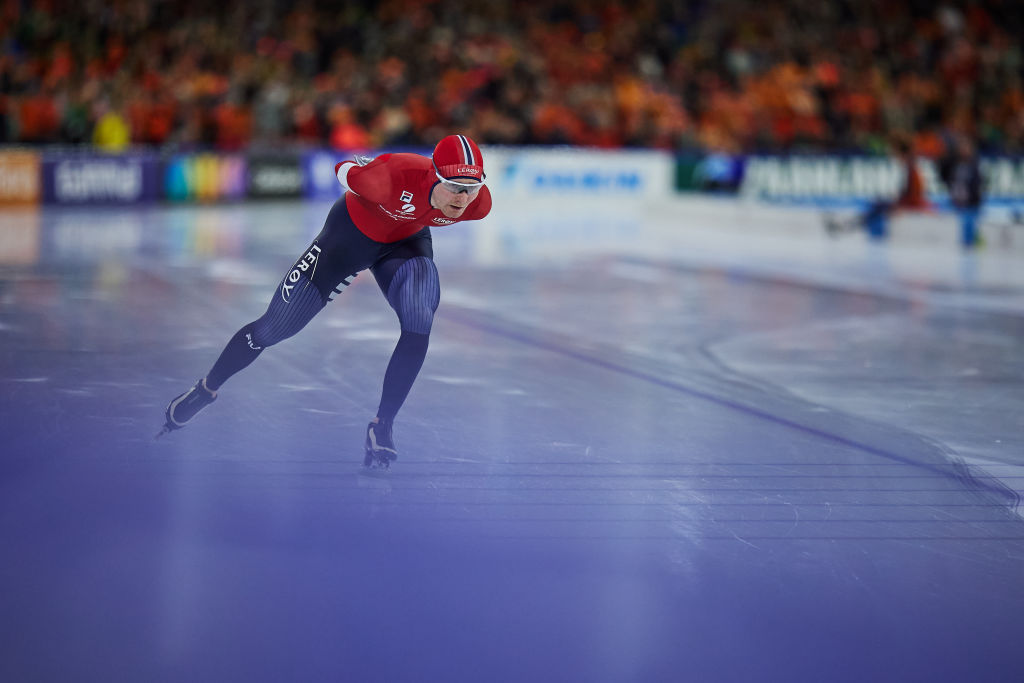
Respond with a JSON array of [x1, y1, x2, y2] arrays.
[[364, 420, 397, 468], [157, 378, 217, 438]]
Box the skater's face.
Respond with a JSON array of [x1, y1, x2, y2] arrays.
[[432, 178, 481, 218]]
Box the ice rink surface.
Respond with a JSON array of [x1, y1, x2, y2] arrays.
[[1, 198, 1023, 682]]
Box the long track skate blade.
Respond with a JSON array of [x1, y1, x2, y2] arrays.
[[363, 450, 391, 469]]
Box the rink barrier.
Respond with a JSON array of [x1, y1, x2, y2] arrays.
[[676, 153, 1024, 206], [304, 149, 345, 201], [42, 151, 162, 205], [3, 146, 679, 205], [163, 153, 246, 202], [0, 149, 41, 205], [7, 147, 1024, 212], [247, 153, 305, 199], [482, 147, 675, 198]]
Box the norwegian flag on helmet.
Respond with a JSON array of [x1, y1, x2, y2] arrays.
[[432, 134, 485, 181]]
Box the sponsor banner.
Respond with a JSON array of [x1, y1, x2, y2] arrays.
[[304, 150, 345, 200], [484, 147, 674, 198], [676, 153, 744, 192], [42, 153, 160, 205], [0, 150, 41, 205], [163, 154, 246, 202], [247, 154, 304, 199], [738, 155, 1024, 204], [979, 157, 1024, 201], [303, 146, 674, 201], [740, 156, 939, 202]]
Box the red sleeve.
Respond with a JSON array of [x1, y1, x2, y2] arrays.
[[345, 155, 394, 204], [461, 186, 492, 221]]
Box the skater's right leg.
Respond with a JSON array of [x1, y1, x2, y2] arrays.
[[161, 280, 325, 434], [162, 198, 378, 433], [206, 276, 326, 390]]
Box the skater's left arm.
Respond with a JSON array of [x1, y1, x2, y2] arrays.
[[335, 156, 393, 203]]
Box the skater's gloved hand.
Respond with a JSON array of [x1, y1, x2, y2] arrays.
[[353, 154, 375, 167]]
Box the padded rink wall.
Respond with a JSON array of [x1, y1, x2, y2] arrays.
[[3, 144, 1023, 261], [473, 147, 1024, 268]]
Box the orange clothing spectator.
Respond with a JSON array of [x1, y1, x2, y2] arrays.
[[214, 101, 252, 151], [19, 94, 60, 142], [329, 107, 371, 150]]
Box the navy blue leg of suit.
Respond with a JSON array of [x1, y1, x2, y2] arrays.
[[374, 256, 440, 422], [205, 277, 325, 390], [205, 201, 439, 427]]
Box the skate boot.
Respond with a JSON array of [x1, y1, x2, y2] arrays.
[[364, 419, 398, 468], [157, 378, 217, 437]]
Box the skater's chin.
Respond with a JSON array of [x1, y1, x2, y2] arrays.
[[442, 205, 467, 218]]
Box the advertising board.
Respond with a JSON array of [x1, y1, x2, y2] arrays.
[[0, 150, 41, 205], [42, 153, 160, 204]]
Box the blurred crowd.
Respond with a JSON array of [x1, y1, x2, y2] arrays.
[[1, 0, 1022, 156]]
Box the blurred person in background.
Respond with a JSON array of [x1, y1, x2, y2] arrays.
[[59, 85, 92, 145], [16, 86, 60, 143], [824, 138, 930, 240], [159, 135, 492, 468], [92, 97, 130, 152], [0, 94, 10, 142], [252, 72, 291, 146], [328, 104, 371, 151], [940, 134, 984, 248]]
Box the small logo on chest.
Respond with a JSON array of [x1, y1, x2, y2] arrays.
[[398, 190, 416, 213]]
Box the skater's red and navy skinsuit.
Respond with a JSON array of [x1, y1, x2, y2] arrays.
[[204, 153, 492, 422]]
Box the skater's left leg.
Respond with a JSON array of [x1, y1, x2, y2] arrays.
[[376, 255, 439, 422], [365, 242, 439, 464]]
